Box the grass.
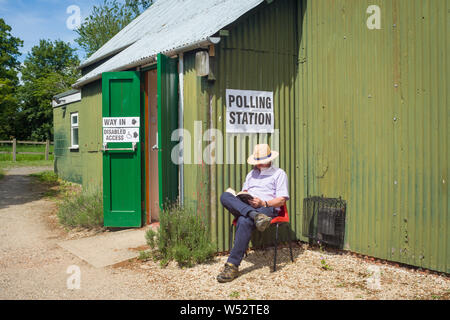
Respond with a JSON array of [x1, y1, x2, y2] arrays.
[[0, 143, 54, 162], [29, 171, 59, 184], [0, 167, 4, 180], [0, 160, 53, 171]]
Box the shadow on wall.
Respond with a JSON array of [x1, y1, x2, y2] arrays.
[[54, 129, 82, 184], [193, 0, 307, 251]]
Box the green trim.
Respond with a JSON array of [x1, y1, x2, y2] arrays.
[[157, 53, 179, 211]]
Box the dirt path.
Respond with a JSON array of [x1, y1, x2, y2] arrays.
[[0, 167, 155, 300], [0, 167, 449, 300]]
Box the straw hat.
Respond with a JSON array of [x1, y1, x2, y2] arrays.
[[247, 144, 279, 165]]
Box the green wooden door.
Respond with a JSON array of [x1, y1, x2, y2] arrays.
[[157, 53, 179, 209], [102, 71, 143, 227]]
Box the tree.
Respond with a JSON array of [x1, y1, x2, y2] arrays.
[[75, 0, 154, 58], [0, 18, 23, 140], [19, 40, 80, 140]]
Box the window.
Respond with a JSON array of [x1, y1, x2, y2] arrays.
[[71, 112, 79, 149]]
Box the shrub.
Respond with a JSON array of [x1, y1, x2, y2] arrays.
[[145, 205, 216, 268], [57, 188, 103, 228]]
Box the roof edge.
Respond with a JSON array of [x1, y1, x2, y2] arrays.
[[78, 44, 134, 70], [73, 37, 221, 89]]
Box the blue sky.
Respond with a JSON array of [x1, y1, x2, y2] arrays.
[[0, 0, 120, 63]]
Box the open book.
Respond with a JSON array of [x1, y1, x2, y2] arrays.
[[226, 188, 254, 205]]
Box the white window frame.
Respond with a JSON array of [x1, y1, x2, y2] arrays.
[[70, 112, 79, 149]]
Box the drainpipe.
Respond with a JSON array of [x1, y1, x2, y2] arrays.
[[178, 53, 184, 205]]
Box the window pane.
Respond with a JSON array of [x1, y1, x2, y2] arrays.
[[72, 114, 78, 126], [72, 128, 79, 146]]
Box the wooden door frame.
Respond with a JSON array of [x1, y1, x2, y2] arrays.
[[143, 65, 158, 225]]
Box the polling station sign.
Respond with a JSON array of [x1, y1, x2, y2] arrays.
[[226, 89, 274, 133]]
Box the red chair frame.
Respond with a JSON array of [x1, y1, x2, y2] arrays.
[[230, 205, 294, 271]]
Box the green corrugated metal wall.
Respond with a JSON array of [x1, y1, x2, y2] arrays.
[[183, 0, 302, 252], [297, 0, 448, 273], [54, 101, 83, 184], [183, 55, 211, 215], [183, 0, 449, 273], [53, 80, 103, 189]]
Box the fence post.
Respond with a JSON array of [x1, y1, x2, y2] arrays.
[[45, 140, 50, 161], [12, 138, 16, 162]]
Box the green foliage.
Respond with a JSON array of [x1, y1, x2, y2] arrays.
[[320, 257, 332, 271], [19, 39, 80, 141], [0, 168, 4, 180], [29, 170, 59, 184], [0, 18, 22, 82], [57, 188, 104, 229], [145, 205, 216, 268], [75, 0, 154, 58], [0, 18, 23, 140], [318, 241, 332, 271], [138, 251, 152, 261]]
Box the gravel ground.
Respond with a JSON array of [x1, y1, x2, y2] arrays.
[[0, 167, 449, 300], [118, 244, 450, 300]]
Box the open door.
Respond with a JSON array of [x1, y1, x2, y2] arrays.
[[145, 69, 160, 222], [102, 71, 143, 227], [157, 53, 179, 210]]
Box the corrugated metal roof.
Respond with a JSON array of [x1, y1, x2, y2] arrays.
[[74, 0, 264, 88], [53, 89, 80, 99]]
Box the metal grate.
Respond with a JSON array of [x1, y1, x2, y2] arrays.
[[303, 196, 347, 248]]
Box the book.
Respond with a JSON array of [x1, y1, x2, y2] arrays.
[[226, 188, 254, 205]]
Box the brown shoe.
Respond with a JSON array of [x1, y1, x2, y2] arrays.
[[217, 262, 239, 283], [255, 214, 272, 232]]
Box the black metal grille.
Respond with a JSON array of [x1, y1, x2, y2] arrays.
[[303, 196, 347, 248]]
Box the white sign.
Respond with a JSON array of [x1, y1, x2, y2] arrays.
[[226, 89, 274, 133], [103, 127, 140, 143], [103, 117, 140, 128]]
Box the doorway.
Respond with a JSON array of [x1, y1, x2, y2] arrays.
[[145, 69, 160, 223]]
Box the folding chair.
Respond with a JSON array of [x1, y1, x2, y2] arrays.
[[229, 205, 294, 271]]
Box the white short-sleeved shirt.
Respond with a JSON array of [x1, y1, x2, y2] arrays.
[[242, 166, 290, 203]]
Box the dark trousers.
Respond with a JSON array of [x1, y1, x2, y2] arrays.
[[220, 192, 277, 267]]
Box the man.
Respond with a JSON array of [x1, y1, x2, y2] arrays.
[[217, 144, 289, 283]]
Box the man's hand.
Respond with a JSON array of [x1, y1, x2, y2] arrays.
[[249, 197, 265, 208]]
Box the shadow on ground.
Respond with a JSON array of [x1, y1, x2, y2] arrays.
[[0, 167, 54, 210], [239, 242, 305, 275]]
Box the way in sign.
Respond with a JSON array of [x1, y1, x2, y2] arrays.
[[103, 117, 140, 128], [104, 118, 126, 126]]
